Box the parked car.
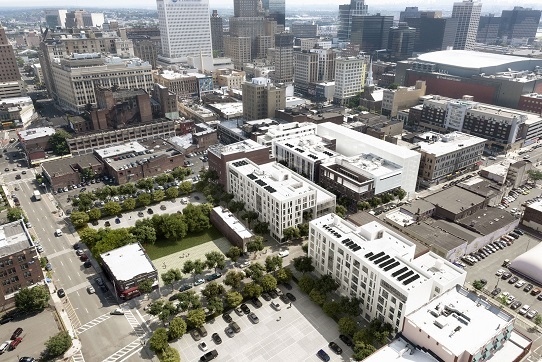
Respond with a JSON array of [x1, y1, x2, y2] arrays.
[[10, 327, 23, 340], [110, 308, 124, 315], [211, 333, 222, 344], [230, 321, 241, 333], [527, 309, 538, 319], [279, 294, 290, 304], [248, 312, 259, 324], [205, 272, 222, 282], [222, 313, 232, 323], [519, 305, 530, 315], [251, 297, 262, 308], [328, 341, 343, 355], [515, 280, 526, 288], [197, 326, 208, 337], [531, 288, 541, 296], [524, 284, 533, 292], [190, 329, 201, 341], [224, 327, 235, 338], [194, 279, 205, 286], [9, 337, 22, 350], [339, 334, 354, 347], [271, 301, 281, 311], [240, 303, 251, 314], [286, 292, 297, 302], [317, 349, 331, 362], [179, 283, 193, 292], [199, 349, 218, 362], [508, 276, 519, 284], [502, 272, 512, 280], [491, 288, 501, 296], [0, 341, 10, 354], [57, 289, 65, 298], [510, 301, 522, 310], [261, 292, 271, 301]]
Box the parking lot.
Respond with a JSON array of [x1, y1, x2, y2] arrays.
[[173, 284, 353, 362], [464, 232, 542, 319], [0, 308, 61, 360]]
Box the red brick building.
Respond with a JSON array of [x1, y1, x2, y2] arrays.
[[518, 93, 542, 115]]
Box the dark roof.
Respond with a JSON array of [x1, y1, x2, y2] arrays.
[[400, 199, 435, 215], [405, 220, 470, 252], [425, 186, 485, 215], [42, 154, 102, 177], [456, 207, 518, 236], [457, 178, 502, 198], [510, 160, 531, 169]]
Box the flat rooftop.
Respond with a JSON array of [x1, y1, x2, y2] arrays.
[[416, 131, 486, 157], [362, 337, 440, 362], [0, 220, 33, 257], [95, 141, 147, 159], [406, 285, 513, 357], [481, 161, 509, 177], [527, 200, 542, 213], [230, 159, 335, 203], [101, 243, 156, 282], [334, 153, 402, 178], [275, 135, 339, 162], [100, 141, 181, 171], [405, 219, 476, 252], [209, 139, 268, 157], [42, 154, 103, 177], [212, 207, 253, 239], [18, 127, 56, 141], [417, 50, 536, 69], [457, 208, 519, 236], [425, 187, 485, 215]]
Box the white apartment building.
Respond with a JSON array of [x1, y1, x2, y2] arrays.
[[227, 159, 336, 241], [256, 122, 318, 151], [156, 0, 213, 63], [416, 131, 486, 184], [316, 122, 421, 198], [274, 135, 340, 181], [308, 213, 466, 331], [333, 56, 367, 104], [51, 54, 153, 112]]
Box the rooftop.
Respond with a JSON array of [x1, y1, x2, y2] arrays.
[[208, 139, 269, 157], [417, 50, 537, 69], [362, 336, 440, 362], [212, 207, 253, 239], [527, 200, 542, 213], [101, 242, 156, 282], [457, 208, 519, 236], [457, 177, 502, 198], [275, 135, 339, 162], [18, 127, 56, 141], [400, 199, 436, 216], [405, 220, 476, 252], [481, 161, 510, 177], [0, 220, 33, 257], [42, 154, 103, 177], [406, 285, 513, 357], [95, 141, 147, 159], [425, 187, 485, 215], [98, 141, 181, 171], [416, 131, 486, 157], [229, 159, 335, 203]]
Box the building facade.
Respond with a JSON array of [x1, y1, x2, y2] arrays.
[[381, 80, 426, 117], [270, 33, 294, 84], [350, 15, 394, 53], [242, 78, 286, 121], [338, 0, 369, 41], [156, 0, 213, 63], [451, 0, 483, 50], [499, 7, 541, 44], [227, 159, 336, 241], [333, 56, 367, 105], [308, 213, 466, 332], [210, 206, 255, 252], [0, 27, 24, 99], [210, 10, 225, 56]]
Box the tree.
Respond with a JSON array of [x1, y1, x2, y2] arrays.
[[183, 259, 205, 282], [147, 300, 165, 316], [242, 210, 259, 228], [79, 227, 99, 249], [322, 301, 342, 319], [338, 317, 359, 336], [283, 227, 299, 241], [183, 204, 211, 233], [161, 270, 177, 287], [298, 275, 316, 294], [201, 282, 226, 299], [293, 256, 315, 274], [165, 187, 179, 200], [133, 225, 157, 245], [298, 223, 309, 237], [103, 201, 122, 216], [357, 201, 371, 211], [44, 331, 72, 358], [534, 314, 542, 330], [226, 291, 243, 307], [245, 262, 266, 282], [160, 214, 188, 240], [137, 193, 152, 207], [119, 183, 136, 195], [265, 255, 282, 274], [387, 83, 399, 90], [315, 274, 339, 295], [352, 342, 376, 361], [246, 236, 264, 257], [253, 222, 269, 235], [88, 208, 101, 221], [122, 198, 136, 211], [207, 296, 224, 315], [205, 251, 226, 272], [309, 289, 327, 306], [339, 296, 361, 317], [15, 285, 50, 312], [472, 280, 485, 290], [168, 317, 187, 340], [226, 246, 242, 262], [224, 271, 245, 290], [275, 267, 293, 283], [527, 169, 542, 184], [136, 178, 154, 190], [7, 207, 25, 222], [394, 188, 407, 200], [186, 308, 206, 328], [138, 279, 154, 294], [159, 346, 180, 362], [259, 274, 277, 292], [242, 281, 263, 298], [70, 211, 89, 228], [229, 200, 245, 214], [178, 181, 193, 195], [335, 205, 347, 218], [77, 192, 95, 211], [152, 190, 165, 202], [49, 130, 70, 155], [149, 328, 169, 353]]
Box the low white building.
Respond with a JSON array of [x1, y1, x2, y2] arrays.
[[316, 122, 421, 198], [0, 96, 37, 127], [227, 159, 336, 241], [256, 122, 317, 151], [308, 213, 466, 332]]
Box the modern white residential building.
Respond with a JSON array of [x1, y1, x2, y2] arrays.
[[308, 213, 466, 331], [416, 131, 486, 184], [50, 54, 153, 112], [316, 122, 421, 198], [333, 56, 367, 104], [256, 122, 317, 150], [452, 0, 482, 51], [274, 135, 339, 182], [156, 0, 213, 63], [227, 159, 336, 241]]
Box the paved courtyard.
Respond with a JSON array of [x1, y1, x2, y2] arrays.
[[173, 283, 353, 362]]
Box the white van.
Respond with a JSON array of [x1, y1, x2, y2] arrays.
[[55, 229, 62, 237]]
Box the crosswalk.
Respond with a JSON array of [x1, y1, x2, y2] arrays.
[[76, 313, 112, 334], [62, 297, 82, 331], [102, 339, 143, 362], [71, 351, 86, 362], [123, 309, 146, 337]]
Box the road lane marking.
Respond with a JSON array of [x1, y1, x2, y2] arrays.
[[76, 313, 112, 334], [102, 339, 143, 362]]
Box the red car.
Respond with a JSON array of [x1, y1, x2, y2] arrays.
[[9, 337, 22, 350], [80, 254, 88, 261]]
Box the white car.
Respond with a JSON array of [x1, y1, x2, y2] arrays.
[[278, 250, 289, 258], [87, 286, 95, 294], [0, 341, 9, 354], [527, 309, 538, 319], [270, 301, 281, 311], [519, 305, 530, 315], [495, 269, 505, 276], [515, 280, 526, 288], [199, 342, 208, 351]]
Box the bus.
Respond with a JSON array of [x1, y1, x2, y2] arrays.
[[119, 286, 141, 300]]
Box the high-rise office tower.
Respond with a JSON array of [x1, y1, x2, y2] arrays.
[[262, 0, 286, 27], [338, 0, 369, 41], [210, 10, 225, 57], [234, 0, 260, 17], [403, 12, 458, 52], [451, 0, 482, 50], [388, 23, 416, 61], [156, 0, 212, 63], [499, 7, 541, 43], [294, 51, 319, 94], [350, 15, 394, 53], [65, 10, 85, 28], [333, 56, 367, 105], [477, 14, 501, 44], [269, 33, 294, 84], [0, 26, 24, 99], [44, 9, 67, 29]]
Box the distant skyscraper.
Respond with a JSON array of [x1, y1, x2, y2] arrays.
[[44, 9, 67, 29], [266, 0, 286, 27], [350, 15, 393, 53], [451, 0, 482, 50], [234, 0, 260, 17], [210, 10, 225, 57], [477, 15, 501, 44], [388, 23, 416, 61], [242, 78, 285, 120], [0, 26, 24, 98], [65, 10, 85, 28], [499, 7, 541, 43], [156, 0, 212, 63], [338, 0, 369, 41], [270, 33, 294, 84]]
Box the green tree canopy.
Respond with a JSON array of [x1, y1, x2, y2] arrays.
[[293, 256, 315, 274], [165, 187, 179, 199], [137, 193, 152, 207], [87, 208, 101, 221], [226, 246, 242, 262], [298, 275, 316, 294], [242, 281, 263, 298], [168, 316, 187, 340], [103, 201, 122, 216], [224, 270, 245, 290], [275, 267, 293, 283], [226, 290, 244, 307], [259, 274, 277, 292], [44, 331, 72, 358], [201, 282, 226, 299], [205, 251, 226, 272], [152, 190, 165, 202], [149, 328, 169, 353], [50, 130, 71, 155], [265, 255, 283, 274], [15, 285, 50, 312], [182, 204, 211, 233], [7, 207, 25, 222], [70, 211, 89, 228], [132, 225, 157, 245], [309, 289, 327, 306], [338, 316, 359, 336], [159, 346, 180, 362], [122, 198, 136, 211], [186, 308, 206, 328], [178, 181, 193, 194]]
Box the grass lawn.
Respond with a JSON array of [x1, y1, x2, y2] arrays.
[[143, 225, 223, 260]]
